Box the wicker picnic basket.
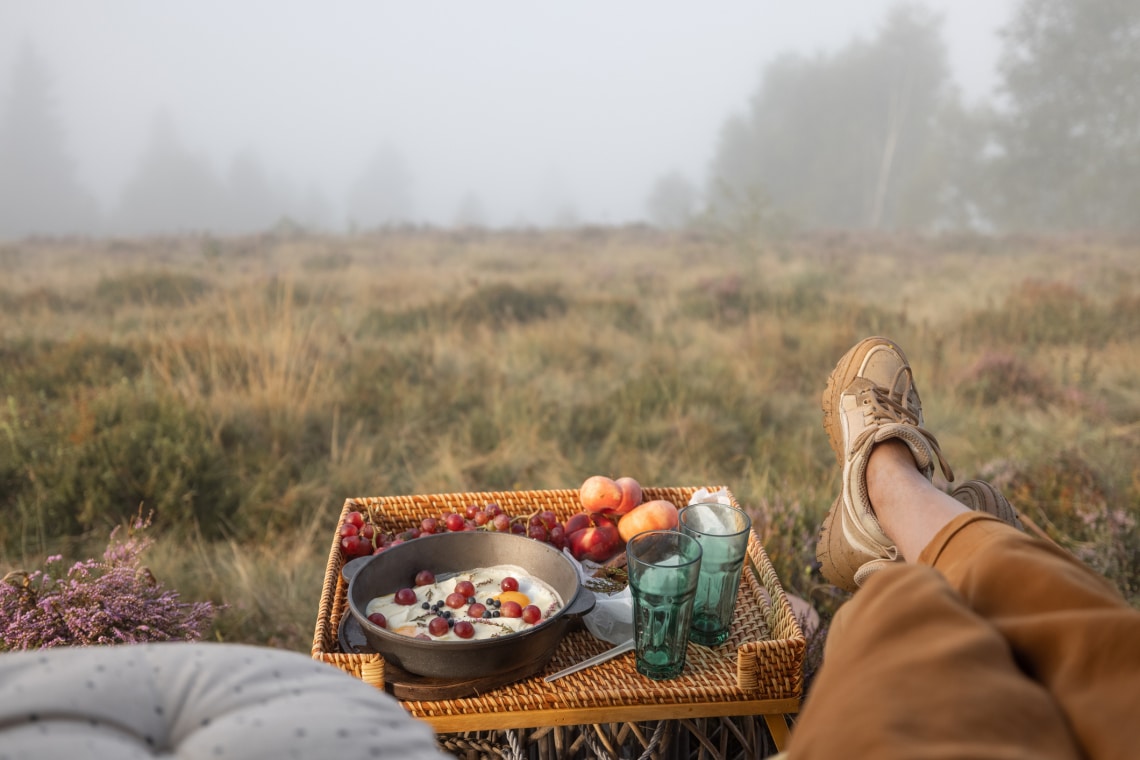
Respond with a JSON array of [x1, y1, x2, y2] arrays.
[[311, 486, 805, 758]]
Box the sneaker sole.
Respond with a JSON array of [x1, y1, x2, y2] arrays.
[[816, 496, 864, 593], [951, 480, 1023, 530]]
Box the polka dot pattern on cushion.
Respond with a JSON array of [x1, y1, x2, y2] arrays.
[[0, 642, 447, 760]]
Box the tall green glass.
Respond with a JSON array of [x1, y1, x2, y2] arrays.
[[626, 530, 703, 680], [679, 502, 752, 647]]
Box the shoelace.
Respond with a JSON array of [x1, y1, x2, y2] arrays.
[[851, 379, 955, 482]]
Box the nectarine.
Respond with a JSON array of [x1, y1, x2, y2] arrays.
[[580, 475, 623, 514], [568, 524, 623, 563], [612, 476, 643, 516], [617, 499, 679, 542]]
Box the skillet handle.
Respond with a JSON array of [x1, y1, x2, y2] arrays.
[[562, 588, 597, 619], [341, 556, 370, 584]]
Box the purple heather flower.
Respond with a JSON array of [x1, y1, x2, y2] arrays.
[[1, 519, 219, 650]]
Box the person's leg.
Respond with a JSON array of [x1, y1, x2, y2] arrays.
[[788, 563, 1083, 760], [796, 336, 1140, 758], [917, 512, 1140, 760]]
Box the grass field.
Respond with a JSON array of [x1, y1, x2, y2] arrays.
[[2, 227, 1138, 663]]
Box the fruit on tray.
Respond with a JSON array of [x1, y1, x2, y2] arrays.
[[613, 477, 643, 516], [337, 479, 667, 566], [617, 499, 679, 542], [579, 475, 623, 514], [567, 522, 623, 562], [579, 475, 644, 517]]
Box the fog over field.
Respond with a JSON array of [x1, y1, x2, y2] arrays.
[[1, 1, 1021, 234]]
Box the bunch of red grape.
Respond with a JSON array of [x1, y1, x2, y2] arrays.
[[338, 501, 618, 561]]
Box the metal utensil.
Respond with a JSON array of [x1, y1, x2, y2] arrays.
[[543, 639, 635, 683]]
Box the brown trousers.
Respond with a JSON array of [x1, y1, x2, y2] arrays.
[[788, 512, 1140, 759]]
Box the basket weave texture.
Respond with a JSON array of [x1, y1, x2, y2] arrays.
[[311, 486, 805, 722]]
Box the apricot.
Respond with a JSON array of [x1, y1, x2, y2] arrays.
[[613, 476, 643, 516], [579, 475, 623, 514], [617, 499, 679, 542]]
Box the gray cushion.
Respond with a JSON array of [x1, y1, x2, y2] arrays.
[[0, 642, 446, 759]]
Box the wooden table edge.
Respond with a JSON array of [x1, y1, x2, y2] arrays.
[[414, 697, 802, 733]]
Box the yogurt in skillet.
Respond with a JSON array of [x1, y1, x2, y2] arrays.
[[365, 564, 564, 641]]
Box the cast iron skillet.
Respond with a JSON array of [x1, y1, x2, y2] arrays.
[[345, 531, 595, 680]]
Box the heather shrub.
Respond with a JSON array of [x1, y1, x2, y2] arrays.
[[0, 517, 219, 650], [451, 282, 567, 329], [94, 271, 211, 307], [960, 279, 1112, 347], [979, 450, 1140, 604], [2, 383, 240, 547], [956, 350, 1055, 406], [0, 336, 143, 399]]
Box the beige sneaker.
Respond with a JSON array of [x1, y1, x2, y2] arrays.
[[951, 480, 1024, 530], [817, 337, 955, 591]]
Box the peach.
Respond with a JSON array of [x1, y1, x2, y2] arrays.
[[579, 475, 623, 514], [564, 512, 592, 535], [613, 476, 643, 516], [617, 499, 679, 542], [568, 524, 623, 563]]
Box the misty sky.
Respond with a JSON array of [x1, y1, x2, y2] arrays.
[[2, 1, 1016, 229]]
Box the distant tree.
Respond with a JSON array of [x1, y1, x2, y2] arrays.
[[0, 41, 98, 238], [347, 144, 414, 228], [988, 0, 1140, 232], [224, 147, 280, 233], [453, 191, 488, 229], [708, 3, 968, 231], [292, 182, 334, 232], [113, 109, 226, 234], [646, 171, 699, 229]]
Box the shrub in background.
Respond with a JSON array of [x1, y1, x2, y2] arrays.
[[0, 516, 219, 650]]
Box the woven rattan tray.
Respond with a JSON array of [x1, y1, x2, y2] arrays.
[[312, 486, 805, 735]]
